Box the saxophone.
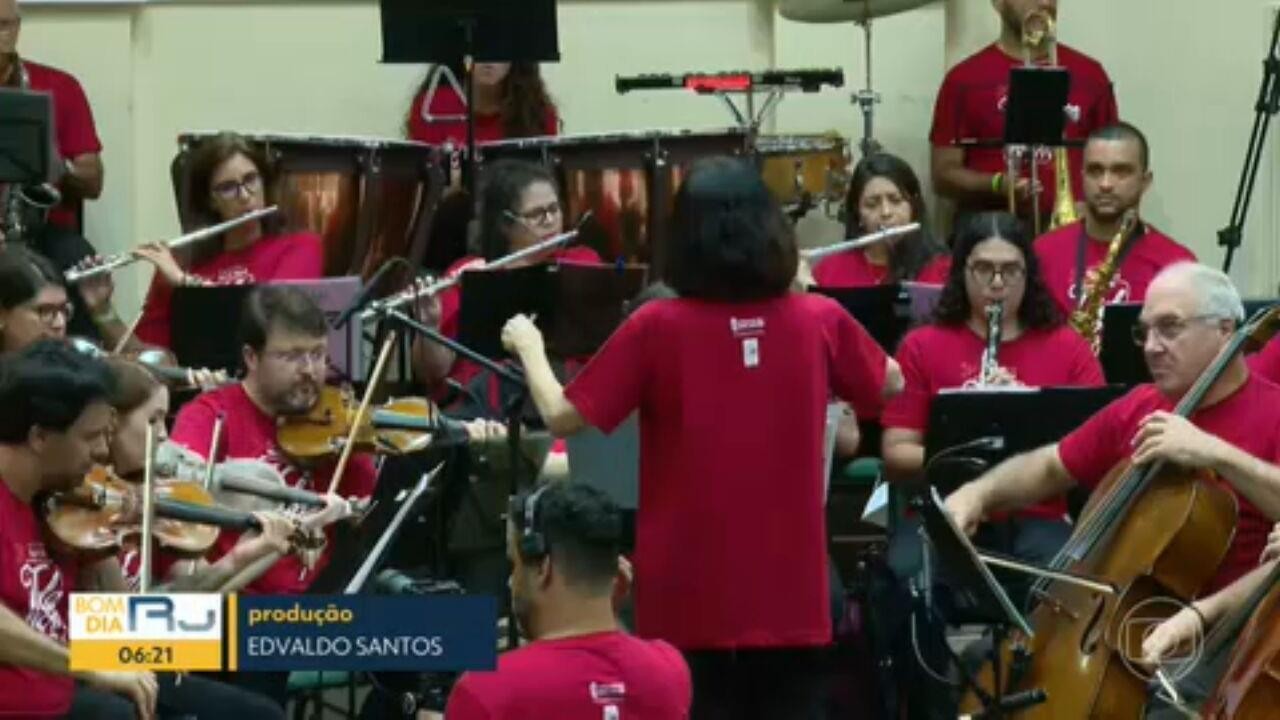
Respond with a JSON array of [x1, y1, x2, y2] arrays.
[[979, 300, 1004, 386], [1069, 211, 1137, 354], [2, 54, 62, 245]]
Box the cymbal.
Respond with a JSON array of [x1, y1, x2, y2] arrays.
[[778, 0, 939, 23]]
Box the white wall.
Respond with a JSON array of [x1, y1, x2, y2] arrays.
[[15, 0, 1280, 315]]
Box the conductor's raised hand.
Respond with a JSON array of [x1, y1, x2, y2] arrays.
[[501, 314, 544, 359]]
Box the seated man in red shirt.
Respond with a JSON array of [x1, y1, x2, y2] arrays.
[[947, 262, 1280, 599], [0, 341, 157, 719], [929, 0, 1118, 224], [1034, 122, 1195, 315], [170, 286, 374, 708], [446, 481, 690, 719]]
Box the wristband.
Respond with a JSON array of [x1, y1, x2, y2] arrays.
[[991, 172, 1004, 195]]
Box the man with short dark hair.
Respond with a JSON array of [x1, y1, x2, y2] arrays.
[[170, 286, 376, 708], [446, 482, 691, 719], [1033, 121, 1196, 314], [0, 340, 160, 719]]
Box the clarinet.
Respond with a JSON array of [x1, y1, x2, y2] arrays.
[[978, 301, 1004, 386]]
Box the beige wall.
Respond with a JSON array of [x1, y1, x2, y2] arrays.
[[16, 0, 1280, 315]]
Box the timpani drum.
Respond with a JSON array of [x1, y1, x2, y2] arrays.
[[476, 128, 750, 270], [756, 133, 850, 208]]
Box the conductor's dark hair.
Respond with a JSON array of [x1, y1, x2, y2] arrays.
[[0, 340, 114, 443], [664, 156, 798, 301]]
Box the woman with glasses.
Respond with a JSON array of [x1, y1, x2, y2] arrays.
[[414, 159, 600, 391], [871, 212, 1103, 717], [0, 245, 75, 354], [119, 132, 323, 349], [807, 152, 950, 288]]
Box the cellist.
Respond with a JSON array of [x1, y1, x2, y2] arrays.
[[946, 262, 1280, 599]]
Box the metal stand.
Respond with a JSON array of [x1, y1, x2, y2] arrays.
[[1219, 8, 1280, 275], [852, 0, 882, 157]]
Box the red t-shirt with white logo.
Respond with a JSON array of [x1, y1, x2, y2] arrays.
[[1034, 221, 1197, 315], [136, 231, 325, 349], [23, 60, 102, 230], [812, 251, 950, 287], [445, 631, 691, 720], [564, 294, 888, 649], [170, 384, 378, 594], [929, 44, 1118, 217], [882, 322, 1104, 519], [406, 84, 559, 146], [0, 478, 76, 717], [1057, 376, 1280, 594]]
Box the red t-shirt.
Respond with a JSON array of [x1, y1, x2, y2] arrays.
[[135, 231, 325, 348], [812, 251, 950, 287], [929, 44, 1118, 217], [564, 294, 888, 649], [406, 84, 559, 146], [883, 323, 1104, 519], [1057, 376, 1280, 594], [1248, 339, 1280, 385], [0, 478, 76, 717], [438, 248, 603, 387], [170, 384, 378, 594], [23, 60, 102, 230], [445, 631, 691, 720], [1034, 221, 1197, 314], [117, 543, 181, 592]]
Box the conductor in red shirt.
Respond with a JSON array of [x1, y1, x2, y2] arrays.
[[502, 156, 903, 718], [446, 482, 691, 719]]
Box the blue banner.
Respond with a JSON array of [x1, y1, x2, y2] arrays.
[[232, 595, 497, 672]]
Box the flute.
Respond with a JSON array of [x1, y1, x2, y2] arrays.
[[359, 215, 590, 323], [64, 206, 280, 283], [800, 222, 921, 263]]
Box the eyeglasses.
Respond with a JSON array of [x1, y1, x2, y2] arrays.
[[263, 347, 327, 368], [28, 301, 73, 325], [1131, 314, 1222, 346], [211, 172, 263, 201], [966, 261, 1026, 286], [513, 201, 562, 225]]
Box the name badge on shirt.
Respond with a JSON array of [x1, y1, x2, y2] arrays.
[[743, 337, 760, 368]]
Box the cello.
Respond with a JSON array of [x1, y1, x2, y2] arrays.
[[961, 305, 1280, 718], [1199, 563, 1280, 719]]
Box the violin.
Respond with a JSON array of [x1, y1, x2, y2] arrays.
[[277, 386, 459, 465], [41, 466, 314, 562]]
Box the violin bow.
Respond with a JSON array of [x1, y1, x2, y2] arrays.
[[139, 424, 158, 594]]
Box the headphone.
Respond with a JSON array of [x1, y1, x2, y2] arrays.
[[515, 484, 552, 560]]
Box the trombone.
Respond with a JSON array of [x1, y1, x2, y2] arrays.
[[64, 206, 279, 284]]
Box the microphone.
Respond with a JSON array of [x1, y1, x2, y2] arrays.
[[334, 258, 401, 329]]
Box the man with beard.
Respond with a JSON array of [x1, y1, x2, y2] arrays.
[[1034, 122, 1196, 315], [445, 482, 690, 719], [169, 286, 375, 708]]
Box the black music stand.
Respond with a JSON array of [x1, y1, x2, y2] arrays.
[[0, 89, 52, 184], [811, 284, 921, 353], [171, 286, 254, 375], [912, 487, 1046, 718], [378, 0, 560, 200], [1003, 67, 1069, 230], [457, 263, 648, 359]]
